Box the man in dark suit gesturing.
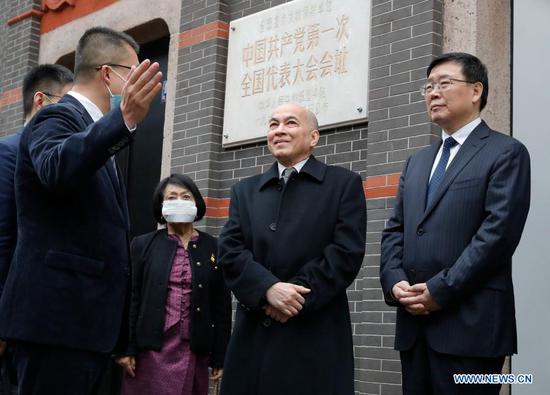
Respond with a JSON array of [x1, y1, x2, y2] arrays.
[[0, 27, 162, 394], [218, 103, 366, 395], [380, 52, 530, 394]]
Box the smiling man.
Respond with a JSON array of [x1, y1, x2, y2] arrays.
[[380, 52, 531, 394], [218, 103, 366, 395]]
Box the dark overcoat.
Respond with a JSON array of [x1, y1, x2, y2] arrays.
[[380, 121, 531, 357], [0, 95, 132, 353], [218, 156, 366, 395]]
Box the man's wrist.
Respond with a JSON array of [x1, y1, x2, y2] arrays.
[[387, 289, 397, 302]]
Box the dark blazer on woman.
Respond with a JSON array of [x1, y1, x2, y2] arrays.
[[127, 229, 231, 368]]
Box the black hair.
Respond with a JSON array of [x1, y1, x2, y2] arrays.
[[426, 52, 489, 111], [74, 26, 139, 82], [22, 64, 74, 117], [152, 174, 206, 224]]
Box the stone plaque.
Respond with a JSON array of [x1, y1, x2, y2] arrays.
[[223, 0, 371, 147]]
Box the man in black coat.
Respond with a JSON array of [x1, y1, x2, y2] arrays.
[[0, 27, 162, 394], [218, 103, 366, 395], [380, 52, 531, 394]]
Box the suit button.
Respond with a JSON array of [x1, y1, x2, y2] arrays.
[[198, 283, 203, 289], [196, 262, 201, 267], [263, 317, 272, 327], [269, 223, 277, 231], [196, 307, 201, 313], [417, 228, 424, 236]]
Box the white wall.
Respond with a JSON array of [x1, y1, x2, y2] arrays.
[[512, 0, 550, 393]]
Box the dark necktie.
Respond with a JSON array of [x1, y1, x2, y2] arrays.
[[282, 167, 296, 184], [426, 137, 458, 207]]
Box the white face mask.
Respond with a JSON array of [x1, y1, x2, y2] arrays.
[[162, 200, 197, 223]]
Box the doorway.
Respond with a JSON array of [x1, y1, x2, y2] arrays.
[[116, 34, 169, 239]]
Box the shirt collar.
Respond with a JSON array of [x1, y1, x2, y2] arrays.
[[259, 156, 325, 190], [67, 91, 103, 122], [442, 117, 481, 146], [277, 156, 310, 178]]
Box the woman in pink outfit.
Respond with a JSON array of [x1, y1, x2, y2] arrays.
[[116, 174, 231, 395]]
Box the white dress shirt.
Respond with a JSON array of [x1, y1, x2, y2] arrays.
[[67, 90, 136, 132], [277, 157, 309, 178], [67, 91, 103, 122], [429, 117, 481, 181]]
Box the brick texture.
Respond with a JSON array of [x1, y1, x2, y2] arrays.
[[0, 0, 41, 137], [179, 21, 230, 48], [363, 1, 443, 393]]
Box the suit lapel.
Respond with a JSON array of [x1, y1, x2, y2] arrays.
[[105, 158, 127, 218], [420, 122, 490, 222], [113, 158, 130, 228], [417, 142, 441, 214], [63, 95, 128, 227]]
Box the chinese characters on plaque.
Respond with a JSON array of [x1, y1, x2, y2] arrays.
[[223, 0, 370, 146]]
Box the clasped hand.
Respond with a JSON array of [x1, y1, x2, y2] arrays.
[[263, 282, 310, 323], [392, 280, 441, 315]]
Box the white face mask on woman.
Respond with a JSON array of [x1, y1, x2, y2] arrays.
[[162, 200, 197, 223]]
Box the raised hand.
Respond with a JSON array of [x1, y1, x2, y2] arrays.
[[120, 59, 163, 128]]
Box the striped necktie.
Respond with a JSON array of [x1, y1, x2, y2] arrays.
[[426, 137, 458, 207]]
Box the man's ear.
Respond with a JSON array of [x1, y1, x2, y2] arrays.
[[310, 129, 320, 148], [472, 82, 483, 108], [33, 91, 45, 112], [99, 65, 112, 86]]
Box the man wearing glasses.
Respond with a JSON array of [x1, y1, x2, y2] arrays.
[[380, 52, 531, 394], [0, 64, 73, 390], [0, 27, 162, 394]]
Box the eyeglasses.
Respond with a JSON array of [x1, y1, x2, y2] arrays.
[[420, 78, 477, 96], [94, 63, 133, 71], [41, 92, 63, 99], [40, 92, 64, 104]]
